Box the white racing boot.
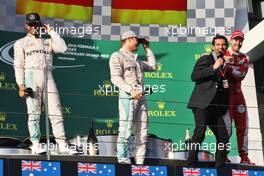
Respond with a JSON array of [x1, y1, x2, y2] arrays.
[[31, 141, 46, 154]]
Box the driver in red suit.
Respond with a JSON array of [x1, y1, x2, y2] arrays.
[[223, 30, 255, 165]]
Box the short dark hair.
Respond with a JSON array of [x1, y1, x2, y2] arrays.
[[212, 34, 228, 48]]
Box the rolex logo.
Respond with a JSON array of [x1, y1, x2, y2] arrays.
[[0, 72, 6, 81], [157, 101, 165, 110], [103, 80, 112, 88], [204, 44, 212, 53], [195, 54, 201, 60], [157, 63, 162, 72], [105, 119, 114, 128], [0, 112, 7, 122]]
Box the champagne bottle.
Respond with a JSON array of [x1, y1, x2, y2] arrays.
[[167, 139, 174, 159], [87, 121, 99, 155], [185, 128, 191, 151]]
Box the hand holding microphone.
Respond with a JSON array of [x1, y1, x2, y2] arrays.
[[19, 84, 34, 98], [213, 58, 224, 70], [216, 50, 224, 59], [213, 51, 225, 70], [130, 88, 142, 100]]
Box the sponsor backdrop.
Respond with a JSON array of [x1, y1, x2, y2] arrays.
[[0, 30, 238, 155], [0, 0, 262, 166]]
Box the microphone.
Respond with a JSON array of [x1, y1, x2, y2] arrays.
[[18, 88, 34, 98], [216, 51, 224, 59], [25, 88, 34, 98], [142, 87, 153, 96], [216, 50, 225, 71]]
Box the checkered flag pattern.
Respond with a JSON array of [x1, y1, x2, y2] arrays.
[[0, 0, 235, 42]]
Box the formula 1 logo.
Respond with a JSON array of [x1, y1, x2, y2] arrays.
[[0, 41, 85, 69], [0, 41, 14, 65]]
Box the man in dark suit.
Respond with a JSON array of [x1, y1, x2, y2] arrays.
[[187, 34, 230, 168]]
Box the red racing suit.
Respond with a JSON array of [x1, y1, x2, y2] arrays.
[[223, 48, 249, 157]]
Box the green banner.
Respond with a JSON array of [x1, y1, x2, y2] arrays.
[[0, 30, 237, 155]]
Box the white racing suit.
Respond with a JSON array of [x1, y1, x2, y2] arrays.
[[13, 31, 67, 144], [109, 48, 157, 164]]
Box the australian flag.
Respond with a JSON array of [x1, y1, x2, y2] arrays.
[[131, 165, 167, 176], [183, 167, 217, 176], [77, 162, 115, 176], [21, 160, 60, 176], [0, 159, 3, 176], [232, 169, 264, 176]]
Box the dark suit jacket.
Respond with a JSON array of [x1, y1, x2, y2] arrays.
[[187, 53, 229, 111]]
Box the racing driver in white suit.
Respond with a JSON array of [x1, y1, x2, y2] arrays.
[[109, 31, 157, 165], [13, 13, 76, 155]]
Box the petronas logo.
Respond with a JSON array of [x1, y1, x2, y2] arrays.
[[204, 44, 212, 53], [105, 119, 114, 128], [157, 101, 165, 110], [0, 112, 7, 122], [157, 63, 162, 72], [0, 72, 6, 81]]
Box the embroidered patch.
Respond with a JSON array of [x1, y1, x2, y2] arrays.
[[237, 104, 246, 113]]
